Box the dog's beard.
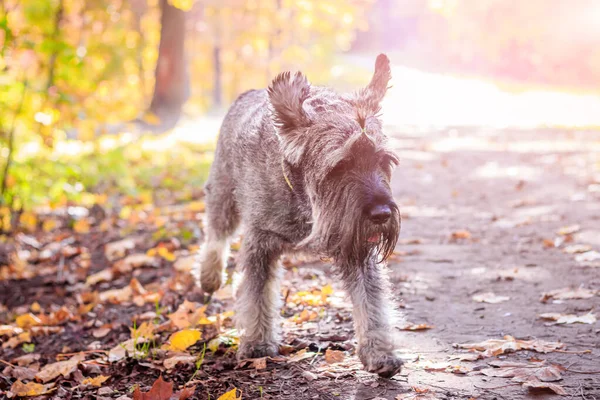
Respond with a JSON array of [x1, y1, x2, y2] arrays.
[[298, 183, 401, 266]]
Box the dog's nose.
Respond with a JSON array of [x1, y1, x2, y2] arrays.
[[368, 204, 391, 224]]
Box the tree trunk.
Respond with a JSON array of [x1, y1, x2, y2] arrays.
[[149, 0, 189, 129]]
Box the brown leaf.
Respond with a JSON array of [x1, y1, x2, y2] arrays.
[[450, 230, 471, 240], [324, 349, 345, 364], [522, 379, 568, 395], [86, 268, 114, 286], [539, 312, 596, 324], [163, 355, 196, 370], [105, 238, 136, 261], [133, 375, 173, 400], [167, 300, 208, 329], [81, 375, 110, 387], [455, 335, 564, 358], [35, 353, 85, 383], [9, 380, 55, 397], [251, 357, 267, 370], [3, 365, 38, 380], [12, 353, 40, 366], [114, 253, 160, 273], [177, 386, 196, 400], [540, 287, 597, 303]]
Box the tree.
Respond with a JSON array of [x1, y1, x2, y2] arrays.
[[148, 0, 190, 130]]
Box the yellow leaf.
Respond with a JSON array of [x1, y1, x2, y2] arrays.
[[187, 201, 205, 212], [42, 219, 58, 232], [169, 0, 194, 12], [81, 375, 109, 387], [158, 247, 176, 262], [130, 321, 155, 340], [141, 111, 161, 125], [10, 380, 55, 397], [74, 219, 91, 233], [19, 212, 37, 232], [16, 313, 42, 328], [30, 302, 41, 312], [217, 388, 242, 400], [164, 329, 201, 352]]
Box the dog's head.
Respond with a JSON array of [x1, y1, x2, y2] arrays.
[[268, 54, 400, 266]]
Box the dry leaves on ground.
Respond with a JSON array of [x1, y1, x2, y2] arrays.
[[540, 287, 597, 303], [539, 312, 596, 324], [9, 380, 55, 397], [479, 360, 567, 395], [472, 292, 510, 303], [132, 375, 195, 400], [35, 353, 85, 383], [455, 335, 564, 358]]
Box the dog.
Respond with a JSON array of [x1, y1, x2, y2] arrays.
[[196, 54, 402, 377]]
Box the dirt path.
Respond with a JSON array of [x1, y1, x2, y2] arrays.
[[1, 128, 599, 399]]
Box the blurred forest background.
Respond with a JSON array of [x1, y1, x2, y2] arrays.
[[1, 0, 600, 232]]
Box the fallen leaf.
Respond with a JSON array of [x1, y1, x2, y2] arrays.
[[93, 326, 112, 338], [12, 353, 41, 366], [9, 380, 55, 397], [540, 287, 597, 303], [177, 386, 196, 400], [448, 353, 482, 362], [557, 224, 580, 235], [0, 325, 23, 336], [105, 238, 136, 261], [251, 357, 267, 370], [324, 349, 345, 364], [455, 335, 564, 358], [539, 312, 596, 324], [35, 353, 85, 383], [288, 349, 317, 362], [3, 365, 38, 380], [575, 251, 600, 263], [217, 388, 241, 400], [86, 269, 114, 286], [132, 375, 173, 400], [563, 244, 592, 254], [108, 338, 148, 362], [400, 323, 434, 331], [81, 375, 110, 387], [168, 301, 209, 329], [114, 254, 160, 273], [130, 321, 155, 341], [522, 380, 567, 395], [163, 329, 201, 352], [2, 332, 31, 349], [164, 355, 196, 370], [451, 230, 471, 240], [16, 313, 42, 328], [99, 285, 133, 303], [472, 292, 510, 304]]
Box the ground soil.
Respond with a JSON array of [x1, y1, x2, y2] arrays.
[[1, 127, 599, 399]]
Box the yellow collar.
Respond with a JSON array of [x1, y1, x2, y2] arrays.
[[281, 159, 293, 191]]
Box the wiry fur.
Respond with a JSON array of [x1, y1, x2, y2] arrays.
[[196, 54, 403, 377]]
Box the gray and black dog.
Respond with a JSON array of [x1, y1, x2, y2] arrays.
[[196, 54, 403, 377]]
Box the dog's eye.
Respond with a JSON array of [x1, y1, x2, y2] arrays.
[[327, 159, 351, 179]]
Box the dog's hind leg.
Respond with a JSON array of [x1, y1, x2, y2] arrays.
[[195, 169, 240, 295], [235, 230, 283, 359]]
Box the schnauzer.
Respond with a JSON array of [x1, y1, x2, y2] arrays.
[[196, 54, 402, 377]]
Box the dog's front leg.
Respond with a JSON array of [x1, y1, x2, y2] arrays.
[[341, 257, 403, 378], [235, 230, 283, 360]]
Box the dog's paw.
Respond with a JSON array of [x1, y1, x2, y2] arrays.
[[359, 347, 403, 378], [199, 270, 222, 294], [237, 341, 279, 360]]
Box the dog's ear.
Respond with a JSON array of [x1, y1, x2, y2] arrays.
[[268, 71, 311, 134], [356, 54, 391, 121]]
